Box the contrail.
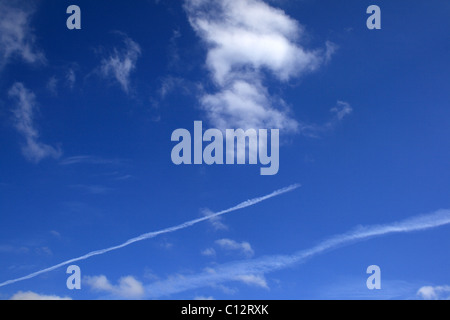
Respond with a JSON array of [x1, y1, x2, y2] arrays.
[[0, 184, 300, 288], [144, 209, 450, 298]]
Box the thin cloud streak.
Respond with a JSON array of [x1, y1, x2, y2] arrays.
[[9, 82, 62, 162], [59, 155, 124, 166], [144, 209, 450, 298], [0, 184, 300, 288]]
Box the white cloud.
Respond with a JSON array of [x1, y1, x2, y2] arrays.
[[99, 34, 141, 94], [66, 68, 76, 89], [85, 275, 113, 292], [167, 29, 182, 68], [69, 184, 113, 195], [84, 275, 145, 299], [331, 101, 353, 121], [234, 274, 268, 289], [46, 76, 58, 95], [0, 244, 53, 256], [59, 155, 123, 166], [201, 80, 298, 131], [144, 209, 450, 298], [184, 0, 333, 131], [158, 76, 192, 99], [35, 246, 52, 256], [216, 239, 254, 257], [417, 285, 450, 300], [299, 100, 353, 138], [194, 296, 215, 300], [201, 248, 216, 257], [0, 244, 29, 254], [185, 0, 321, 85], [9, 82, 62, 163], [0, 185, 299, 289], [50, 230, 61, 238], [10, 291, 71, 300], [202, 208, 228, 231], [0, 1, 45, 69]]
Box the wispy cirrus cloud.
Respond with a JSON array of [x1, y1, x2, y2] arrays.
[[0, 244, 29, 255], [69, 184, 114, 195], [9, 82, 62, 163], [299, 101, 353, 138], [0, 184, 299, 288], [66, 68, 76, 89], [202, 208, 228, 231], [234, 274, 268, 289], [99, 34, 141, 94], [319, 278, 421, 300], [0, 244, 53, 257], [0, 0, 45, 69], [184, 0, 334, 132], [202, 239, 255, 259], [201, 248, 216, 257], [144, 208, 450, 298], [215, 239, 254, 258], [46, 76, 58, 96], [44, 67, 78, 95], [59, 155, 124, 166]]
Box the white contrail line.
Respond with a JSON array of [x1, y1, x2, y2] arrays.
[[0, 184, 300, 288], [144, 209, 450, 298]]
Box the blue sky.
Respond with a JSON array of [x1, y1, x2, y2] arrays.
[[0, 0, 449, 300]]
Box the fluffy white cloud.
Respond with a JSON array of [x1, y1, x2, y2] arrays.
[[99, 34, 141, 94], [185, 0, 321, 85], [84, 275, 145, 299], [215, 239, 254, 257], [9, 82, 62, 162], [10, 291, 71, 300], [201, 80, 298, 131], [0, 1, 45, 69], [184, 0, 334, 132], [417, 285, 450, 300]]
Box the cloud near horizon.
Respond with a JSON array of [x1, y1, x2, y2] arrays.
[[10, 291, 71, 300], [84, 275, 145, 299], [417, 285, 450, 300], [143, 208, 450, 298]]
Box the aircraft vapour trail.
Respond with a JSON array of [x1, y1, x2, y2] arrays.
[[144, 209, 450, 298], [0, 184, 300, 288]]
